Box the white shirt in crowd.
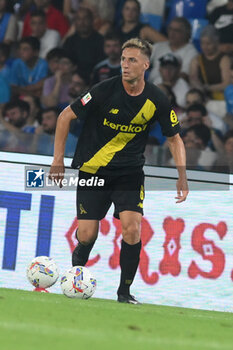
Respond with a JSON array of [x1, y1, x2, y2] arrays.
[[149, 41, 197, 84], [172, 78, 190, 108], [39, 29, 61, 59], [138, 0, 165, 16]]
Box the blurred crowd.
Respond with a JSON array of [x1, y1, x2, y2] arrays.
[[0, 0, 233, 173]]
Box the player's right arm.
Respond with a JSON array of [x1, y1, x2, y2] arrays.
[[49, 106, 77, 186]]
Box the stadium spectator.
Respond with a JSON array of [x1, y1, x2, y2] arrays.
[[158, 83, 181, 114], [63, 0, 81, 20], [149, 17, 197, 84], [63, 0, 115, 39], [117, 0, 166, 43], [224, 59, 233, 123], [180, 103, 226, 152], [189, 25, 231, 101], [165, 122, 216, 171], [42, 53, 77, 109], [46, 48, 66, 75], [92, 32, 122, 85], [35, 106, 77, 156], [183, 124, 211, 151], [80, 0, 115, 35], [17, 0, 34, 19], [63, 7, 105, 77], [138, 0, 165, 17], [180, 103, 209, 128], [182, 124, 216, 170], [10, 37, 48, 98], [39, 106, 59, 134], [22, 0, 69, 38], [0, 42, 11, 81], [0, 0, 18, 45], [158, 53, 189, 108], [212, 130, 233, 173], [208, 0, 233, 54], [206, 0, 228, 14], [148, 83, 183, 147], [68, 70, 90, 103], [20, 94, 42, 128], [184, 88, 228, 135], [1, 99, 36, 133], [68, 70, 90, 137], [0, 76, 10, 104], [30, 10, 61, 58]]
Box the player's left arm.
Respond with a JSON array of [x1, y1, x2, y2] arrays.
[[167, 133, 189, 203]]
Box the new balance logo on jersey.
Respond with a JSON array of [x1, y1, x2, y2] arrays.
[[103, 118, 147, 133], [109, 108, 119, 114]]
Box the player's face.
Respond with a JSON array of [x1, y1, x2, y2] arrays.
[[121, 48, 149, 83]]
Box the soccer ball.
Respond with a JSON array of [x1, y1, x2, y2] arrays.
[[61, 266, 97, 299], [27, 256, 59, 289]]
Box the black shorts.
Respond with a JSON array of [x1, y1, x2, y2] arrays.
[[76, 170, 145, 220]]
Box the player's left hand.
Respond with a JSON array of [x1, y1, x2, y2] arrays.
[[175, 177, 189, 203]]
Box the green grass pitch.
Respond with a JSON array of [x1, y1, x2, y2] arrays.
[[0, 288, 233, 350]]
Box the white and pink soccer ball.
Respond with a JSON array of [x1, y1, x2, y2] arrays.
[[26, 256, 59, 289], [60, 266, 97, 299]]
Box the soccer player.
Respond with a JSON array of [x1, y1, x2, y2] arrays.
[[49, 38, 189, 304]]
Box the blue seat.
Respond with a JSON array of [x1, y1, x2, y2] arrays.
[[167, 0, 208, 24], [189, 18, 209, 51], [140, 13, 162, 31]]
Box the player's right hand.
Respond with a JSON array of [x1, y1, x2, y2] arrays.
[[49, 161, 65, 188]]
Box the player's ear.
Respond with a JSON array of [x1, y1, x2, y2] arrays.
[[144, 60, 150, 70]]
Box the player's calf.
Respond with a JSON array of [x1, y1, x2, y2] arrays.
[[72, 229, 96, 266]]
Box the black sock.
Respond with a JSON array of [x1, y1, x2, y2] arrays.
[[117, 240, 141, 296], [72, 233, 95, 266]]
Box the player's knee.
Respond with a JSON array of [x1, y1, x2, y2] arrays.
[[122, 221, 141, 245], [77, 228, 98, 245]]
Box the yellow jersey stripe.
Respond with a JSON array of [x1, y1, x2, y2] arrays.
[[80, 99, 156, 174]]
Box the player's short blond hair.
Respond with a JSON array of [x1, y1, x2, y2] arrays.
[[121, 38, 152, 59]]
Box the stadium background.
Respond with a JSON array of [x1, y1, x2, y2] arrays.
[[0, 0, 233, 312], [0, 152, 232, 312]]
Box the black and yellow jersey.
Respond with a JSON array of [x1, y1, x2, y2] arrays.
[[70, 76, 180, 175]]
